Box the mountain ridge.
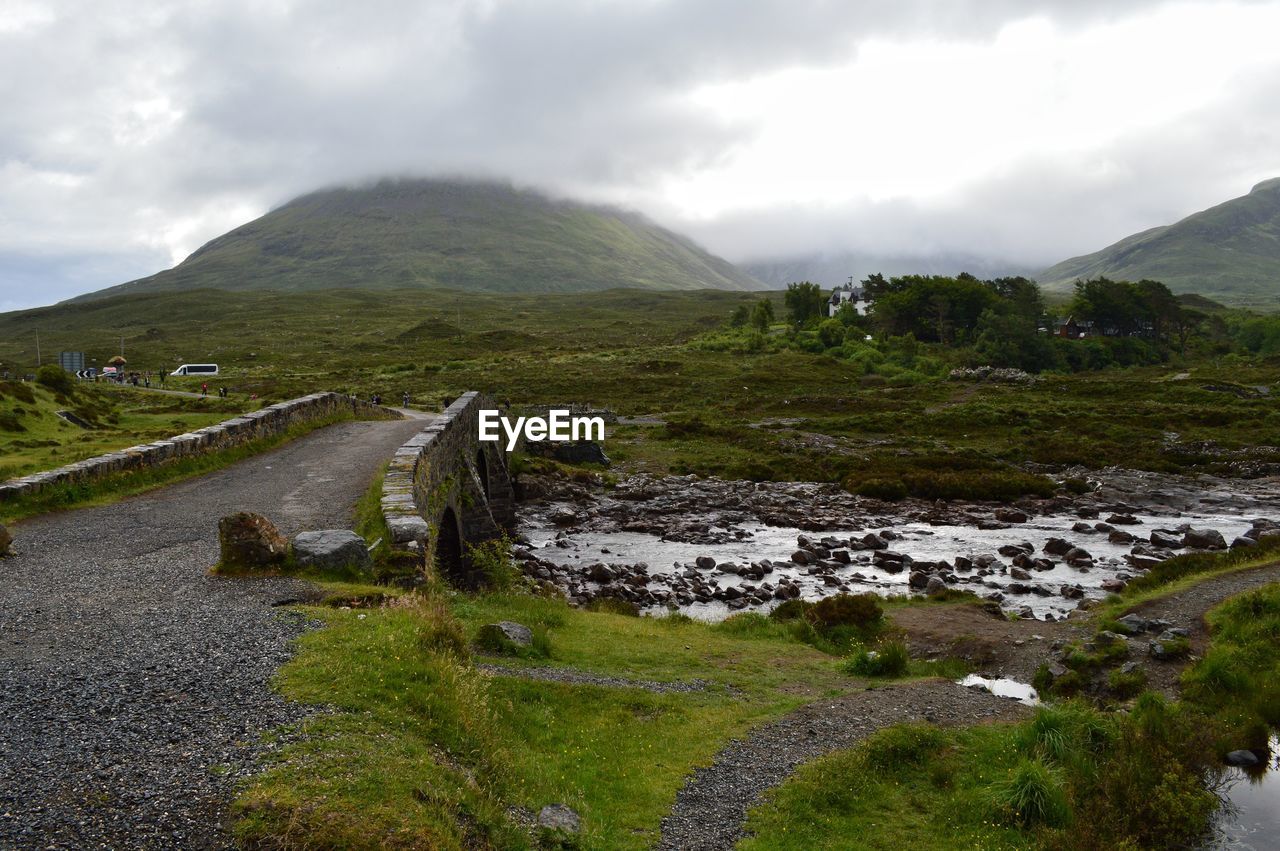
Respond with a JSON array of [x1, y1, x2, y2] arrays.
[[69, 178, 764, 302], [1039, 178, 1280, 307]]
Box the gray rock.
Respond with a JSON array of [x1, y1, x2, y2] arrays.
[[925, 576, 947, 595], [695, 555, 716, 570], [1231, 536, 1258, 549], [479, 621, 533, 649], [1225, 750, 1261, 768], [538, 803, 581, 835], [1010, 566, 1032, 581], [1116, 613, 1147, 633], [291, 530, 371, 572], [1150, 530, 1182, 549], [1043, 537, 1073, 556], [1183, 528, 1227, 550]]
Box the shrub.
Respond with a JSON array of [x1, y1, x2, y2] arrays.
[[989, 758, 1070, 828], [464, 537, 519, 591], [768, 599, 811, 622], [811, 593, 884, 632], [853, 478, 908, 501], [1107, 668, 1148, 699], [586, 597, 640, 617], [35, 364, 74, 394], [861, 723, 948, 770], [400, 595, 469, 658], [715, 612, 779, 638], [844, 640, 909, 677]]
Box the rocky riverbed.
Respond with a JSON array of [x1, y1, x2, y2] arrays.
[[512, 469, 1280, 621]]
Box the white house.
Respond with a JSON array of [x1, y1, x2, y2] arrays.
[[828, 283, 871, 317]]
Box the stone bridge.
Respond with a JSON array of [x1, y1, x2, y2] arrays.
[[381, 391, 517, 587]]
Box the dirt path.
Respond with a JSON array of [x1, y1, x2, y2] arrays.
[[657, 679, 1030, 850], [0, 417, 427, 849]]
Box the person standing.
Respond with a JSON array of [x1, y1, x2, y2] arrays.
[[201, 382, 208, 396]]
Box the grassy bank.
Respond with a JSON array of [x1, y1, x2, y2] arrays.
[[741, 578, 1280, 849]]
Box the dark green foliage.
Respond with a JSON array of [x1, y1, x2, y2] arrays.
[[783, 281, 826, 325], [810, 593, 884, 632], [749, 298, 774, 331], [988, 758, 1071, 828], [860, 723, 948, 770], [585, 597, 640, 617], [35, 364, 74, 394], [843, 640, 909, 677], [464, 536, 519, 591]]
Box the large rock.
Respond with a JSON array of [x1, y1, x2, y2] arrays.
[[538, 803, 581, 836], [218, 512, 288, 570], [1150, 530, 1182, 549], [1183, 528, 1227, 550], [1225, 750, 1261, 768], [0, 522, 11, 556], [478, 621, 533, 651], [291, 530, 372, 572]]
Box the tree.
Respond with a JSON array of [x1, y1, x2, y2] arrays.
[[784, 281, 827, 326], [818, 318, 845, 349], [750, 298, 775, 331], [729, 304, 750, 327]]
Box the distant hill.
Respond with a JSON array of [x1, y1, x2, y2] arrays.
[[1040, 178, 1280, 307], [744, 252, 1036, 289], [71, 179, 764, 302]]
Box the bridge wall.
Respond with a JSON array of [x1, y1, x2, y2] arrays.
[[381, 391, 516, 587], [0, 392, 395, 504]]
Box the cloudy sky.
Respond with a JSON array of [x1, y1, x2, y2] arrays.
[[2, 0, 1279, 310]]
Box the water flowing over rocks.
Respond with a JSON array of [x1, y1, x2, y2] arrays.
[[513, 469, 1280, 621]]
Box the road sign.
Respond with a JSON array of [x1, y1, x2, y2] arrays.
[[59, 351, 85, 373]]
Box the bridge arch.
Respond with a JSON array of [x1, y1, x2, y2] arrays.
[[381, 392, 517, 589]]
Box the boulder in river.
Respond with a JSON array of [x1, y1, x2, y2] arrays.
[[1150, 530, 1182, 549], [217, 512, 288, 571], [1183, 528, 1227, 550]]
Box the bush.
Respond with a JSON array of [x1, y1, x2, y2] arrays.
[[35, 364, 74, 394], [464, 537, 519, 591], [844, 640, 909, 677], [989, 759, 1070, 828], [811, 593, 883, 632], [853, 478, 908, 501], [586, 597, 640, 617], [861, 723, 948, 770]]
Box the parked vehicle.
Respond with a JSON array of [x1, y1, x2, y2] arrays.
[[170, 363, 219, 376]]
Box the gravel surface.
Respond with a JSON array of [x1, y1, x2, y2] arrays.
[[476, 662, 714, 693], [657, 678, 1031, 850], [0, 417, 426, 849]]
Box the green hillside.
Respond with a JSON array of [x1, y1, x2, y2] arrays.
[[71, 179, 762, 302], [0, 378, 240, 481], [1040, 178, 1280, 307]]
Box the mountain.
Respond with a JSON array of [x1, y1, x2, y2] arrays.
[[1039, 178, 1280, 307], [744, 252, 1036, 289], [71, 178, 763, 302]]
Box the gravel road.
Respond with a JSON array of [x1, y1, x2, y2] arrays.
[[658, 678, 1031, 850], [0, 417, 427, 849]]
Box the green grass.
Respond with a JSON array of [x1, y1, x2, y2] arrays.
[[0, 380, 244, 482], [233, 586, 870, 849]]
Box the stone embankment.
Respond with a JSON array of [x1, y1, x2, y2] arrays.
[[0, 392, 395, 504]]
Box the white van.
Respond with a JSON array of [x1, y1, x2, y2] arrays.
[[171, 364, 219, 376]]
